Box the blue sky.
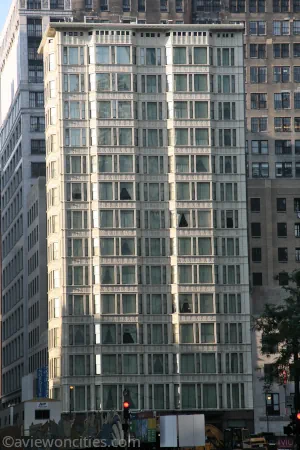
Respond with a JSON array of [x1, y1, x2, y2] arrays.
[[0, 0, 12, 36]]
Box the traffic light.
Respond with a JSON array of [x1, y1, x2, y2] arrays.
[[123, 401, 130, 421]]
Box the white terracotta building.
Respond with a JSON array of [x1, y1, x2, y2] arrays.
[[40, 22, 253, 428]]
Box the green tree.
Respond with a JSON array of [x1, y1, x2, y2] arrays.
[[254, 270, 300, 416]]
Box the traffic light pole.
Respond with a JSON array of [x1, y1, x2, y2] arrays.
[[123, 389, 130, 448]]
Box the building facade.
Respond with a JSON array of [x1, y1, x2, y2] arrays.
[[0, 0, 73, 410], [40, 22, 253, 428], [72, 0, 192, 23], [192, 0, 300, 434]]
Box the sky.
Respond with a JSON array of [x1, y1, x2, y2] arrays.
[[0, 0, 13, 37]]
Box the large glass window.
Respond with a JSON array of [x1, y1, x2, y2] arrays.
[[96, 46, 110, 64], [117, 47, 130, 64], [173, 47, 186, 64], [194, 47, 207, 64]]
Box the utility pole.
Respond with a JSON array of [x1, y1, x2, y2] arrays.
[[123, 388, 130, 447], [69, 385, 74, 417], [265, 393, 272, 432]]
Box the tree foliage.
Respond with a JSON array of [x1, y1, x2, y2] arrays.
[[254, 270, 300, 389]]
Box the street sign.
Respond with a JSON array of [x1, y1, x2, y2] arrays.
[[36, 366, 49, 398], [277, 437, 294, 449], [286, 394, 295, 408]]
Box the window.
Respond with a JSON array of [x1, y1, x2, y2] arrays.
[[251, 93, 267, 109], [296, 248, 300, 261], [63, 46, 84, 65], [273, 20, 290, 35], [295, 0, 300, 11], [277, 223, 287, 237], [296, 141, 300, 154], [230, 0, 246, 11], [138, 0, 145, 10], [50, 0, 64, 8], [31, 162, 46, 177], [116, 47, 131, 64], [27, 0, 42, 8], [273, 0, 289, 11], [194, 48, 208, 64], [29, 64, 43, 83], [274, 117, 291, 132], [252, 163, 269, 178], [251, 223, 261, 237], [249, 44, 266, 59], [249, 21, 266, 35], [295, 93, 300, 110], [251, 198, 260, 212], [251, 117, 268, 132], [278, 248, 288, 262], [100, 0, 108, 10], [294, 67, 300, 82], [173, 47, 186, 64], [277, 198, 286, 212], [140, 48, 161, 65], [266, 393, 280, 416], [273, 66, 290, 83], [216, 48, 235, 66], [295, 223, 300, 237], [31, 140, 45, 154], [294, 43, 300, 57], [275, 162, 292, 177], [250, 67, 267, 83], [95, 46, 110, 64], [35, 410, 50, 420], [295, 118, 300, 132], [160, 0, 168, 10], [252, 248, 262, 262], [251, 140, 268, 154], [249, 0, 265, 11], [253, 273, 263, 286], [64, 74, 84, 92], [176, 0, 183, 10], [274, 92, 290, 109], [295, 198, 300, 212], [201, 323, 215, 343], [30, 116, 45, 132], [123, 0, 130, 10], [275, 140, 292, 154], [273, 43, 290, 58], [29, 92, 44, 108], [293, 20, 300, 35]]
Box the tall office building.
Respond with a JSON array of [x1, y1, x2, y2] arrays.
[[40, 22, 253, 428], [192, 0, 300, 433], [0, 0, 73, 411]]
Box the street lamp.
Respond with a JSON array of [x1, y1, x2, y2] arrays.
[[266, 394, 272, 432], [69, 386, 74, 416]]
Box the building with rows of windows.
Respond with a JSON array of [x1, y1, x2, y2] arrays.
[[40, 22, 253, 428], [0, 0, 73, 420], [191, 0, 300, 434]]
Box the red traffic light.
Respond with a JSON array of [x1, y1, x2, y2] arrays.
[[297, 412, 300, 420], [123, 401, 130, 408]]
